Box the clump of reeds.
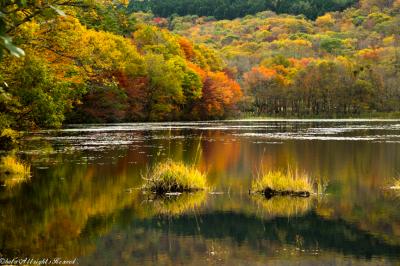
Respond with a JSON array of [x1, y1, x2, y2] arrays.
[[0, 155, 30, 176], [142, 160, 207, 194], [251, 169, 313, 198]]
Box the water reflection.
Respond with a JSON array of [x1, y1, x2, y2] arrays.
[[1, 120, 400, 265], [251, 194, 313, 218], [141, 192, 207, 216]]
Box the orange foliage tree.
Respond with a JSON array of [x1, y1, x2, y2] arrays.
[[194, 71, 242, 119]]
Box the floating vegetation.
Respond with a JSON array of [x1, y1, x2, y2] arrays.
[[142, 160, 207, 194], [0, 155, 31, 187], [251, 170, 313, 198], [252, 194, 312, 218], [0, 155, 30, 177]]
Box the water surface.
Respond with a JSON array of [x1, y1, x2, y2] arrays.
[[1, 120, 400, 265]]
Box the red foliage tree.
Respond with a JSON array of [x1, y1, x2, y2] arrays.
[[195, 71, 242, 119], [116, 72, 150, 121]]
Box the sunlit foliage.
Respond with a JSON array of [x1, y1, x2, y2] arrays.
[[0, 6, 241, 129], [166, 2, 400, 117]]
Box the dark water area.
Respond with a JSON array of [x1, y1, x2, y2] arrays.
[[1, 120, 400, 265]]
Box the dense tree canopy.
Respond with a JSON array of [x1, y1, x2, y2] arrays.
[[153, 0, 400, 117], [0, 1, 242, 133], [128, 0, 357, 20]]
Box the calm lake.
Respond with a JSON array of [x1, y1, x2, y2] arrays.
[[1, 120, 400, 265]]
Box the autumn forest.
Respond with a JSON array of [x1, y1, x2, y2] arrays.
[[1, 0, 400, 134]]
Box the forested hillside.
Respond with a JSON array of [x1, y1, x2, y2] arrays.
[[128, 0, 356, 19], [137, 0, 400, 116]]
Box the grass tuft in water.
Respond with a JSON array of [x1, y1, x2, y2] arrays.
[[252, 170, 313, 197], [142, 160, 207, 194], [0, 155, 30, 176]]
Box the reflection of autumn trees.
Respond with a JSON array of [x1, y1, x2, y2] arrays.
[[198, 131, 242, 189], [0, 150, 142, 258]]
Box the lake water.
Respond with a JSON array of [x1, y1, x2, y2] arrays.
[[1, 120, 400, 265]]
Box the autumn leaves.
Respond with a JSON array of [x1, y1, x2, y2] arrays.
[[1, 16, 243, 130]]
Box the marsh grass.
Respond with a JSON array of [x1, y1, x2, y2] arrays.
[[0, 155, 30, 188], [0, 155, 30, 177], [252, 194, 312, 218], [142, 160, 207, 194], [252, 169, 313, 197]]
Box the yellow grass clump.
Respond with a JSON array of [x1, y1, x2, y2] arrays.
[[0, 155, 30, 177], [252, 170, 313, 197], [143, 160, 207, 194]]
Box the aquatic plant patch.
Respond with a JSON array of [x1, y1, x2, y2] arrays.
[[142, 160, 207, 194], [251, 170, 313, 198]]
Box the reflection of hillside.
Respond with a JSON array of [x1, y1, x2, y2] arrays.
[[78, 209, 400, 265], [76, 192, 400, 264], [82, 228, 394, 265], [138, 211, 400, 256], [316, 194, 400, 246]]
